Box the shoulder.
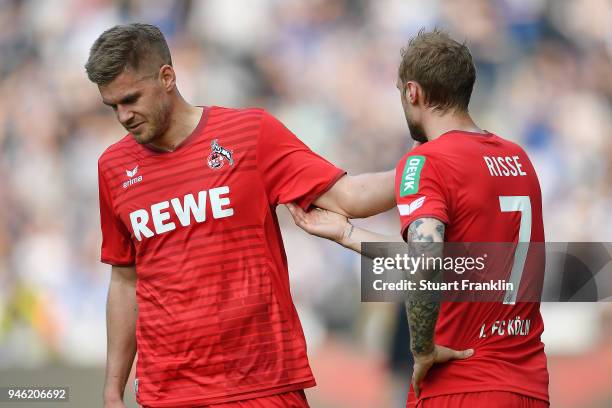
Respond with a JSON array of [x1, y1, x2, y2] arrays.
[[207, 106, 287, 149], [486, 133, 534, 165], [396, 141, 445, 172], [495, 134, 528, 154], [206, 107, 278, 142], [208, 105, 267, 123], [208, 106, 290, 128]]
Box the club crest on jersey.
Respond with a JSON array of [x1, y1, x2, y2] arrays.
[[207, 139, 234, 170]]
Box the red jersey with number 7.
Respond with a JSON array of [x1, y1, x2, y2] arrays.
[[395, 131, 548, 404]]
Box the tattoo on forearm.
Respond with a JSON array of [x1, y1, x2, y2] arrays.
[[405, 218, 445, 356], [435, 223, 444, 238], [406, 298, 439, 355], [407, 219, 444, 243]]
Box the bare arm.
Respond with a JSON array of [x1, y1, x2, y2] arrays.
[[285, 208, 444, 353], [312, 141, 423, 218], [285, 206, 473, 397], [285, 203, 402, 255], [285, 205, 441, 355], [404, 218, 444, 356], [313, 170, 395, 218], [103, 266, 137, 407], [404, 218, 473, 397]]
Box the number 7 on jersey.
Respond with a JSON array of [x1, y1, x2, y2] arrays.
[[499, 196, 532, 304]]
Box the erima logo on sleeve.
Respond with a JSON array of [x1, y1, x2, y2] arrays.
[[400, 156, 425, 197], [397, 196, 426, 216]]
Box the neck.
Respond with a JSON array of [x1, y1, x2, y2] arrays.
[[423, 109, 484, 142], [149, 94, 202, 152]]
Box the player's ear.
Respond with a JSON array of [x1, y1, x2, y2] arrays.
[[158, 65, 176, 92], [406, 81, 420, 106]]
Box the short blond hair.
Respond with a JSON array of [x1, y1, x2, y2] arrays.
[[398, 29, 476, 112]]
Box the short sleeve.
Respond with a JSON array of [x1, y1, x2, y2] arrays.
[[257, 111, 346, 209], [98, 162, 136, 266], [395, 153, 449, 240]]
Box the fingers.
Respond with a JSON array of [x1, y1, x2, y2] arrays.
[[286, 203, 304, 219], [286, 202, 297, 216], [285, 203, 306, 226], [412, 376, 420, 399], [411, 346, 474, 399], [435, 345, 474, 362], [455, 348, 474, 359], [412, 364, 427, 398]]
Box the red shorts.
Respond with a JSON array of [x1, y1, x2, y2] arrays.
[[412, 391, 548, 408], [143, 390, 309, 408], [208, 390, 308, 408]]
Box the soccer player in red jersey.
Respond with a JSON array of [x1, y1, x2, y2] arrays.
[[287, 29, 549, 407], [86, 24, 397, 408]]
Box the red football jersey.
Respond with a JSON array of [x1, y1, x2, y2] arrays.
[[395, 131, 549, 404], [98, 106, 345, 407]]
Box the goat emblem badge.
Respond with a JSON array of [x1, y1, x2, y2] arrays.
[[207, 139, 234, 170]]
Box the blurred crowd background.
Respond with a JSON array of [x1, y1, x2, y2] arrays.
[[0, 0, 610, 407]]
